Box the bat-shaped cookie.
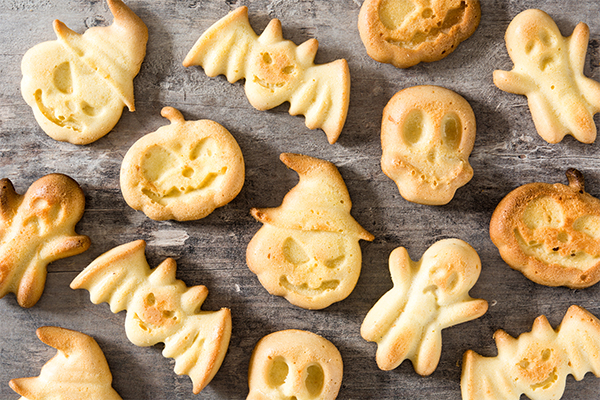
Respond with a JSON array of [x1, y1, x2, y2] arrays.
[[462, 305, 600, 400], [183, 6, 350, 144], [70, 240, 232, 394]]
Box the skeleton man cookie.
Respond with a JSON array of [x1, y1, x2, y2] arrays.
[[9, 327, 123, 400], [247, 330, 343, 400], [0, 174, 90, 308], [183, 6, 350, 144], [381, 85, 476, 205], [494, 9, 600, 144], [70, 240, 232, 395], [120, 107, 245, 221], [361, 239, 488, 375], [247, 153, 374, 310], [21, 0, 148, 144], [462, 305, 600, 400]]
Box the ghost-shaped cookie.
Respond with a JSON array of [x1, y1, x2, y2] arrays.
[[21, 0, 148, 144], [247, 153, 374, 310], [9, 326, 123, 400], [120, 107, 245, 221], [494, 9, 600, 143]]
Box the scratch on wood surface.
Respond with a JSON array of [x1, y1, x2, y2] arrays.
[[147, 230, 189, 247]]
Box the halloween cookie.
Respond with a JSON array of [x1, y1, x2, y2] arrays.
[[490, 169, 600, 289], [247, 153, 374, 310], [361, 239, 487, 375], [0, 174, 90, 308], [9, 326, 122, 400], [381, 85, 476, 205], [183, 6, 350, 144], [462, 305, 600, 400], [70, 240, 231, 395], [21, 0, 148, 145], [120, 107, 245, 221], [358, 0, 480, 68], [494, 9, 600, 144], [248, 330, 343, 400]]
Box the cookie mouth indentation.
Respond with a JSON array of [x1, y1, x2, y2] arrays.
[[279, 276, 340, 295], [34, 89, 82, 132], [253, 75, 285, 91]]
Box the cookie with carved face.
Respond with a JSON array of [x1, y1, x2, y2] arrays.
[[21, 0, 147, 145], [462, 305, 600, 400], [490, 169, 600, 289], [247, 153, 374, 310], [358, 0, 481, 68], [381, 85, 476, 205], [247, 330, 343, 400], [120, 106, 245, 221], [494, 9, 600, 143]]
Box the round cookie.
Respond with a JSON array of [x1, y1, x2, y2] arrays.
[[358, 0, 480, 68], [247, 329, 343, 400], [381, 85, 476, 205], [120, 107, 245, 221]]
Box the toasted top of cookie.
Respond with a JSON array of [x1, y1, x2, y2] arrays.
[[9, 326, 122, 400], [248, 329, 343, 400], [120, 106, 245, 221], [183, 6, 350, 144], [381, 85, 476, 205], [358, 0, 480, 68]]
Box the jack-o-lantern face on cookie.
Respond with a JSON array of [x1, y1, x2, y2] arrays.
[[20, 0, 147, 144], [511, 345, 564, 393], [247, 330, 343, 400], [490, 169, 600, 288], [247, 153, 374, 310], [120, 107, 245, 221], [381, 85, 476, 205]]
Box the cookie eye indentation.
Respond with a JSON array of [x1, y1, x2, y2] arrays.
[[305, 364, 324, 396], [53, 62, 73, 94], [525, 40, 535, 54], [283, 237, 309, 265], [403, 109, 424, 146], [442, 113, 461, 150], [268, 357, 289, 388]]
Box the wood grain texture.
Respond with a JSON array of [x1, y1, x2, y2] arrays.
[[1, 0, 600, 399]]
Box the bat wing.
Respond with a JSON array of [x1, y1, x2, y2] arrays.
[[461, 349, 521, 400], [288, 59, 350, 144], [183, 6, 256, 83], [558, 305, 600, 380]]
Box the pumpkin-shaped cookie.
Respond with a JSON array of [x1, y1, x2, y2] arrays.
[[120, 107, 245, 221], [490, 169, 600, 288]]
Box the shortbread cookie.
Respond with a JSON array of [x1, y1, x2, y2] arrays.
[[247, 329, 343, 400], [361, 239, 487, 375], [0, 174, 90, 308], [70, 240, 231, 394], [358, 0, 481, 68], [183, 6, 350, 144], [247, 153, 374, 310], [9, 326, 122, 400], [381, 85, 476, 205], [494, 9, 600, 144], [120, 107, 244, 221], [490, 169, 600, 289], [21, 0, 148, 144], [462, 305, 600, 400]]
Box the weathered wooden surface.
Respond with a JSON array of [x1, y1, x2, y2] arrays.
[[1, 0, 600, 399]]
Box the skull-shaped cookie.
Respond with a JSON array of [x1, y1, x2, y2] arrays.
[[247, 153, 374, 310], [120, 106, 245, 221], [21, 0, 148, 145], [247, 330, 343, 400], [381, 85, 476, 205], [494, 9, 600, 144]]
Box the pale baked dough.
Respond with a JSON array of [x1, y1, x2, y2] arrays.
[[9, 326, 123, 400], [120, 106, 245, 221], [381, 85, 476, 205], [490, 169, 600, 289], [247, 153, 374, 310], [183, 6, 350, 144], [21, 0, 148, 144], [361, 239, 487, 375], [247, 330, 343, 400], [358, 0, 480, 68], [494, 9, 600, 144], [70, 240, 232, 395], [462, 305, 600, 400], [0, 174, 90, 308]]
